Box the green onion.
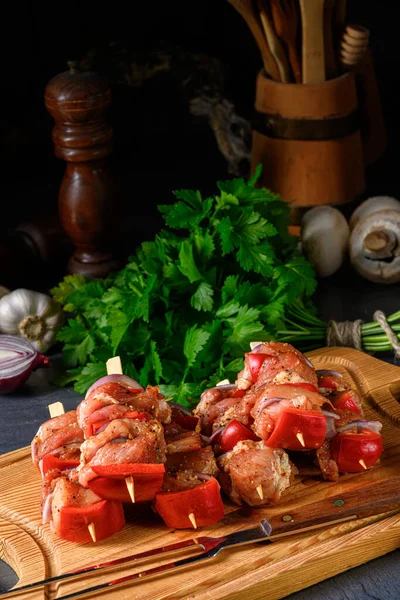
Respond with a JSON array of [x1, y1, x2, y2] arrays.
[[277, 300, 400, 355]]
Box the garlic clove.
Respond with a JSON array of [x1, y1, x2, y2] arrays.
[[301, 206, 350, 278]]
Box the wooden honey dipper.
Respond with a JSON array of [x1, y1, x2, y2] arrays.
[[340, 24, 370, 69]]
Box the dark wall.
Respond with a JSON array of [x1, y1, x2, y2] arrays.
[[1, 1, 400, 246]]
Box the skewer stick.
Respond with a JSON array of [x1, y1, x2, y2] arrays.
[[48, 401, 65, 418], [359, 459, 368, 470], [106, 355, 137, 503], [296, 432, 306, 447], [88, 522, 97, 542], [106, 356, 123, 375], [188, 513, 197, 529], [256, 485, 264, 500], [125, 476, 135, 503]]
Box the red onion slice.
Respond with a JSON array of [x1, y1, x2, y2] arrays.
[[0, 334, 50, 393], [338, 420, 383, 434], [209, 426, 225, 443], [210, 383, 237, 393], [85, 374, 143, 398], [169, 401, 193, 416], [316, 369, 343, 378], [324, 416, 339, 440], [255, 397, 285, 411], [42, 493, 54, 524], [321, 410, 340, 420], [193, 472, 211, 482]]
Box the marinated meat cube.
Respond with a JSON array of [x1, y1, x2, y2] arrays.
[[218, 440, 295, 506]]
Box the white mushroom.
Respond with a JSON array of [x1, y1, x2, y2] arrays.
[[301, 207, 350, 277], [349, 209, 400, 283], [349, 196, 400, 230]]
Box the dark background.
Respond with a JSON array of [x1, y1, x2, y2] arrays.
[[1, 5, 400, 595], [1, 0, 400, 251]]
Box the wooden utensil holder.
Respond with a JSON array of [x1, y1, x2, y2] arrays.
[[251, 70, 365, 222]]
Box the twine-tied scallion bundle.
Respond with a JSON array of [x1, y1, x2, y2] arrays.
[[277, 299, 400, 360]]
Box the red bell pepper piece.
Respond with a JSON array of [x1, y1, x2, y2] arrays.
[[247, 353, 269, 383], [41, 454, 80, 476], [230, 389, 246, 398], [154, 476, 224, 529], [278, 382, 319, 393], [89, 463, 165, 503], [331, 391, 362, 415], [54, 499, 125, 543], [214, 419, 259, 455], [330, 430, 383, 473], [264, 407, 326, 450], [91, 410, 150, 435]]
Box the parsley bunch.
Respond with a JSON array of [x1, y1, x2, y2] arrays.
[[51, 166, 317, 406]]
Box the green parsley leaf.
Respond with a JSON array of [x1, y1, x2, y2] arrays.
[[191, 281, 214, 312], [183, 326, 211, 369], [178, 240, 203, 283]]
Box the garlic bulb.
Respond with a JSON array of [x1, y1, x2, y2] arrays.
[[0, 289, 64, 352], [0, 286, 10, 300]]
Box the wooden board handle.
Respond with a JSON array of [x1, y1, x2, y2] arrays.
[[268, 476, 400, 539]]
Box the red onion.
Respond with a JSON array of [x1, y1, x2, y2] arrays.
[[338, 420, 383, 435], [255, 397, 285, 411], [0, 334, 50, 393], [321, 409, 340, 420], [85, 374, 143, 398], [211, 383, 237, 392], [169, 401, 193, 416], [209, 426, 225, 443], [316, 369, 343, 378], [193, 472, 211, 482], [42, 493, 53, 524]]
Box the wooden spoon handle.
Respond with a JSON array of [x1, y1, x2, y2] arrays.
[[257, 0, 291, 82], [227, 0, 281, 80], [299, 0, 326, 83]]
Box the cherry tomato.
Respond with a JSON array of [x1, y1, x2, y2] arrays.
[[264, 407, 326, 450], [247, 353, 269, 383], [331, 391, 362, 415], [218, 419, 260, 454], [330, 430, 383, 473]]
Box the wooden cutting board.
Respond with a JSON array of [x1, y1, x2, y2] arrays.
[[1, 347, 400, 600]]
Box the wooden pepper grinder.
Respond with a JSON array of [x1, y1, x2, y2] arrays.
[[44, 61, 121, 277]]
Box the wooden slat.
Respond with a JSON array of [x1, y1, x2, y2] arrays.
[[0, 347, 399, 599]]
